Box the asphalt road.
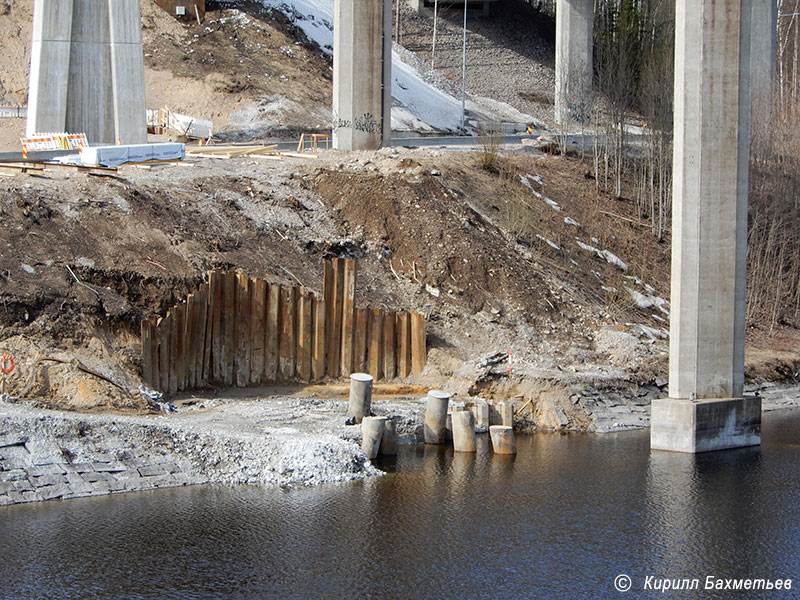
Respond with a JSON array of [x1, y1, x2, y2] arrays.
[[0, 132, 587, 162]]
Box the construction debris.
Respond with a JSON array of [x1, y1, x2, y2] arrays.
[[147, 107, 213, 140], [185, 144, 317, 161]]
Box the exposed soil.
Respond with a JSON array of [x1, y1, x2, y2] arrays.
[[0, 1, 797, 430], [0, 146, 797, 423]]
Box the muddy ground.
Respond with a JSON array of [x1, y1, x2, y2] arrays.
[[0, 145, 797, 430]]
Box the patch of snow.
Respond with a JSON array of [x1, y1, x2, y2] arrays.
[[531, 188, 561, 211], [638, 325, 669, 341], [391, 106, 435, 132], [601, 250, 628, 271], [576, 240, 628, 271], [625, 287, 670, 315], [259, 1, 334, 50], [536, 234, 560, 251], [564, 216, 581, 227], [624, 275, 643, 286], [519, 174, 561, 210], [246, 0, 537, 133], [391, 54, 468, 132]]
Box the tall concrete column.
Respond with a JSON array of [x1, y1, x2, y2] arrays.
[[109, 0, 148, 145], [27, 0, 147, 145], [554, 0, 593, 125], [750, 0, 778, 109], [333, 0, 392, 150], [651, 0, 761, 453], [27, 0, 72, 137]]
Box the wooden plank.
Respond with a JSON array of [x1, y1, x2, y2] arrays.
[[185, 294, 196, 389], [209, 271, 223, 384], [296, 289, 313, 381], [311, 294, 326, 381], [410, 310, 426, 375], [222, 271, 236, 386], [149, 316, 160, 392], [202, 278, 215, 384], [353, 307, 368, 373], [235, 273, 251, 387], [141, 319, 153, 387], [250, 278, 267, 384], [395, 312, 411, 378], [382, 312, 396, 380], [196, 283, 209, 387], [177, 302, 189, 391], [159, 315, 170, 393], [324, 259, 342, 377], [278, 285, 297, 380], [168, 309, 179, 394], [340, 259, 356, 376], [265, 283, 280, 382], [367, 308, 383, 381]]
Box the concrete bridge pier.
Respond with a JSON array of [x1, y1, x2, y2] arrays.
[[27, 0, 147, 145], [554, 0, 593, 125], [333, 0, 392, 150], [651, 0, 761, 454], [750, 0, 778, 110]]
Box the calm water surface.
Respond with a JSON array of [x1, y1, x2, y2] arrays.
[[1, 410, 799, 600]]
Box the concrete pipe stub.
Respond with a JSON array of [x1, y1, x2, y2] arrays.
[[361, 416, 387, 460], [490, 425, 517, 455], [379, 418, 398, 456], [424, 389, 451, 444], [499, 401, 514, 428], [452, 410, 477, 453], [348, 372, 374, 423]]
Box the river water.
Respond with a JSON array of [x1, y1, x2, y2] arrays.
[[1, 410, 799, 600]]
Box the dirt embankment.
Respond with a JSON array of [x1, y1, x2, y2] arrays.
[[0, 0, 334, 148], [1, 146, 797, 428]]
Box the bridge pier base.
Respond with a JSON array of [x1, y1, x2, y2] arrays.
[[651, 398, 761, 453], [653, 0, 759, 454]]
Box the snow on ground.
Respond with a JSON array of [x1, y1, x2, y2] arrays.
[[245, 0, 536, 132], [576, 240, 629, 271], [625, 287, 670, 315], [536, 234, 560, 250], [520, 174, 562, 211]]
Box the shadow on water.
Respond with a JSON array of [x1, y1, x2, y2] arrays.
[[0, 410, 799, 599]]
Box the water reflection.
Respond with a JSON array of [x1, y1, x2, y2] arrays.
[[0, 411, 798, 599], [644, 423, 799, 599]]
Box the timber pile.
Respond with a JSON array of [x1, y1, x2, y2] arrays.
[[140, 259, 426, 395], [0, 160, 118, 176], [185, 144, 317, 160]]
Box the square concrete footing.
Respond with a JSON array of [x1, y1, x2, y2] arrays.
[[650, 397, 761, 453]]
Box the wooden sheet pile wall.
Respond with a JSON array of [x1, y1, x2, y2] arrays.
[[141, 259, 426, 394]]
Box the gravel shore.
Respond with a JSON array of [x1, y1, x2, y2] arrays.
[[2, 382, 797, 507]]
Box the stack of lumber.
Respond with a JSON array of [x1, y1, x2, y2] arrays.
[[185, 144, 316, 160]]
